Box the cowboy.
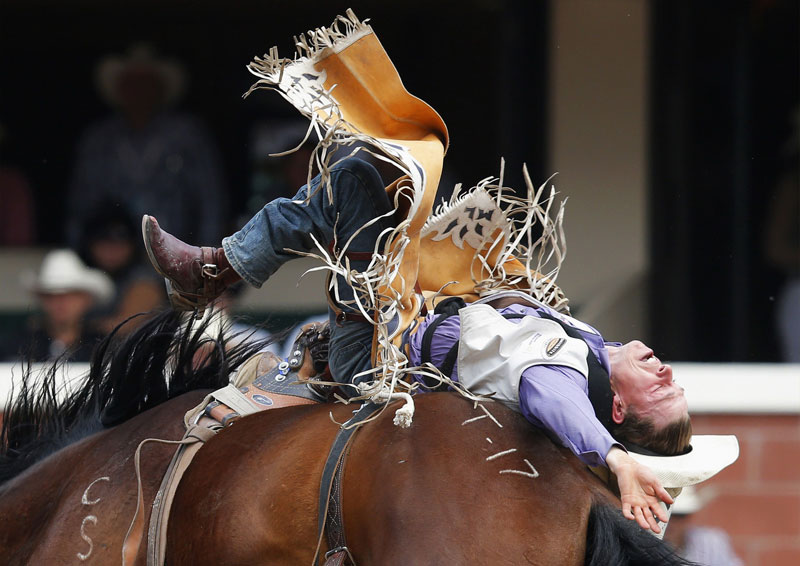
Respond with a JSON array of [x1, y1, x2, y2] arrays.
[[67, 43, 227, 248], [143, 156, 688, 534], [3, 249, 113, 362]]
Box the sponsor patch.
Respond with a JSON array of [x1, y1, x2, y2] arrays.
[[252, 394, 274, 406], [545, 337, 566, 357]]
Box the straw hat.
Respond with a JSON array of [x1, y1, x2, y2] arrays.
[[95, 43, 186, 108], [24, 249, 114, 304]]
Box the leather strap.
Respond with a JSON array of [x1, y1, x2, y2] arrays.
[[211, 384, 263, 416], [324, 548, 354, 566], [199, 247, 225, 301], [165, 247, 232, 311], [313, 402, 382, 565], [146, 425, 218, 566], [252, 362, 329, 403], [122, 425, 218, 566]]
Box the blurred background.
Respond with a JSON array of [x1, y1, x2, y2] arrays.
[[0, 0, 797, 361], [0, 0, 797, 563]]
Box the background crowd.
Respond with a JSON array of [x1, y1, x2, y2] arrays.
[[0, 41, 322, 362], [0, 1, 796, 365]]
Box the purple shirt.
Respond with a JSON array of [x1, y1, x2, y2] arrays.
[[408, 302, 621, 467]]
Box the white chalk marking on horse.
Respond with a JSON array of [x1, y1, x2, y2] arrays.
[[479, 404, 503, 428], [81, 476, 111, 505], [499, 458, 540, 479], [486, 437, 493, 444], [486, 448, 517, 461], [77, 515, 98, 560], [462, 414, 487, 425], [76, 476, 109, 560]]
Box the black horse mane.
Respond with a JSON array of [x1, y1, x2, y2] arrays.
[[0, 310, 279, 484], [586, 501, 699, 566]]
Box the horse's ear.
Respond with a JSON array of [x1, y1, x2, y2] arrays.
[[611, 394, 625, 425]]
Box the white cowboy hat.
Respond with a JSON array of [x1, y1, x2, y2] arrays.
[[95, 43, 186, 108], [23, 249, 114, 305], [629, 434, 740, 489], [670, 484, 717, 515]]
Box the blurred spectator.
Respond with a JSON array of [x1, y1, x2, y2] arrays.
[[78, 202, 166, 334], [67, 43, 227, 247], [243, 120, 315, 225], [1, 249, 113, 362], [0, 122, 36, 246], [764, 107, 800, 362], [665, 486, 744, 566]]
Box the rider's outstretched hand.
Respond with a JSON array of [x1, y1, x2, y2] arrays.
[[605, 446, 673, 533]]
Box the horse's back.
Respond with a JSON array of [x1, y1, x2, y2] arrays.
[[167, 393, 611, 565], [345, 394, 606, 565]]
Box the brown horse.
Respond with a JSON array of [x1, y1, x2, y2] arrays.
[[0, 311, 694, 565]]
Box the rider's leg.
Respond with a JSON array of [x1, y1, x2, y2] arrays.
[[222, 158, 394, 290], [223, 158, 394, 393], [144, 157, 395, 390], [144, 158, 393, 306]]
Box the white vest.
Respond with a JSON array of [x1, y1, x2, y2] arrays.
[[457, 303, 590, 410]]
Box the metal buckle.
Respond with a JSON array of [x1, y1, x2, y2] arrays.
[[324, 546, 355, 562], [201, 263, 219, 278]]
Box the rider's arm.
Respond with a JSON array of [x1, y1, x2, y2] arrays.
[[518, 364, 622, 467], [520, 365, 672, 533], [605, 446, 673, 533]]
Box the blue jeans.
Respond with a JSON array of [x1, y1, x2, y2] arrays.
[[222, 158, 395, 391]]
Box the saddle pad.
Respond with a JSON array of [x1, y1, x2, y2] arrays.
[[202, 351, 328, 427]]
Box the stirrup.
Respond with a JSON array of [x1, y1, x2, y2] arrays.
[[163, 279, 209, 311]]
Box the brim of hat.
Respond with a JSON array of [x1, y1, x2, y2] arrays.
[[670, 486, 710, 515], [96, 58, 185, 107], [628, 435, 740, 489], [22, 270, 114, 305]]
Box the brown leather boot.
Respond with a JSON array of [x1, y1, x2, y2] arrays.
[[142, 215, 241, 311]]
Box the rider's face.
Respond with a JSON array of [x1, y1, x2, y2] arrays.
[[608, 340, 688, 429]]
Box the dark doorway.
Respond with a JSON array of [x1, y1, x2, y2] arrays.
[[649, 0, 799, 361]]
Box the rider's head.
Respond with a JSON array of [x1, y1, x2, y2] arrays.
[[607, 340, 692, 456]]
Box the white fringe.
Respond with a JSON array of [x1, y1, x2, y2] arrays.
[[241, 11, 570, 422], [243, 10, 425, 212], [423, 160, 569, 313], [299, 163, 570, 419]]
